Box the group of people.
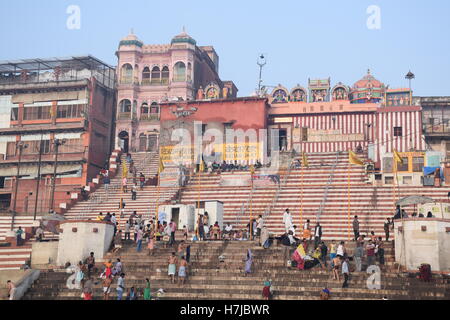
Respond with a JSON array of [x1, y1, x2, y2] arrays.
[[198, 159, 265, 174], [72, 251, 155, 300]]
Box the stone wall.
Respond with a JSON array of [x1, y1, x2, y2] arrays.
[[56, 220, 114, 267], [394, 218, 450, 271]]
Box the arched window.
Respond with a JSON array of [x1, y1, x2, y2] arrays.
[[119, 99, 131, 113], [134, 64, 139, 84], [151, 66, 161, 85], [161, 66, 169, 84], [120, 64, 133, 84], [141, 103, 149, 119], [142, 67, 151, 85], [150, 102, 159, 114], [173, 62, 186, 82], [187, 62, 192, 81]]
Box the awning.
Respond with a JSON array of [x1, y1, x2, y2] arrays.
[[0, 163, 82, 178]]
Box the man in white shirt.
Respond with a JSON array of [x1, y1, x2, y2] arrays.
[[111, 213, 117, 225], [124, 221, 131, 241], [287, 231, 297, 246], [223, 223, 233, 240], [283, 209, 293, 233], [289, 225, 297, 237], [256, 215, 264, 238]]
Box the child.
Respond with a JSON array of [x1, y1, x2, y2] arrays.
[[102, 276, 112, 300], [262, 280, 273, 300], [183, 225, 188, 241]]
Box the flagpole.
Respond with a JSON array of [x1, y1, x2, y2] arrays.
[[347, 161, 351, 241], [300, 157, 304, 228], [118, 157, 127, 232], [156, 148, 163, 232], [393, 160, 397, 212]]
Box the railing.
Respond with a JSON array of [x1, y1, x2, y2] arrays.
[[139, 114, 160, 121], [118, 112, 131, 120], [263, 152, 295, 219], [237, 178, 257, 229], [172, 76, 186, 82], [139, 79, 170, 86], [423, 123, 450, 135], [316, 151, 341, 222]]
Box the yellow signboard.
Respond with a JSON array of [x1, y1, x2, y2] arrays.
[[161, 142, 261, 164]]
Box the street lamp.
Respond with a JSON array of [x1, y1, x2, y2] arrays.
[[405, 71, 415, 104], [49, 138, 67, 212], [257, 54, 267, 97], [11, 141, 28, 230]]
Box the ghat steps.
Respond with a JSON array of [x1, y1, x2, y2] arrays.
[[22, 241, 450, 300]]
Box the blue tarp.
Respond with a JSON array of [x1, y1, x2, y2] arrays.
[[423, 166, 444, 179]]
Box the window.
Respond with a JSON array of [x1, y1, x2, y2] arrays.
[[119, 99, 131, 113], [150, 102, 159, 114], [59, 138, 83, 154], [120, 64, 133, 84], [187, 63, 192, 81], [142, 67, 151, 85], [394, 127, 402, 137], [8, 140, 51, 157], [383, 157, 393, 173], [57, 104, 84, 118], [413, 156, 424, 172], [403, 176, 412, 185], [10, 108, 18, 121], [161, 66, 169, 84], [173, 62, 186, 82], [141, 103, 149, 114], [151, 66, 161, 84], [397, 157, 409, 172], [384, 176, 394, 185], [23, 106, 51, 120]]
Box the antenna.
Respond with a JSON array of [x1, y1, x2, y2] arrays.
[[257, 54, 267, 97]]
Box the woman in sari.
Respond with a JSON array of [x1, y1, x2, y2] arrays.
[[244, 249, 253, 275], [75, 261, 84, 289], [104, 259, 113, 278], [143, 278, 151, 300], [260, 227, 270, 248]]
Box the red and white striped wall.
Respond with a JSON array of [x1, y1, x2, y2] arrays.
[[374, 107, 424, 163], [271, 106, 424, 164]]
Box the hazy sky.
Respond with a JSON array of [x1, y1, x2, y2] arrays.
[[1, 0, 449, 97]]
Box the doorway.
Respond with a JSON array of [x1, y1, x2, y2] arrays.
[[171, 207, 180, 228], [279, 129, 287, 151], [118, 131, 129, 153]]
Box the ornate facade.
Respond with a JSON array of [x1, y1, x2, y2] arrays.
[[115, 30, 237, 153]]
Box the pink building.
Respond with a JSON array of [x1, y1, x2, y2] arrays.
[[115, 30, 237, 153]]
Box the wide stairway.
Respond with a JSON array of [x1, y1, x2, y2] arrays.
[[179, 152, 450, 239], [64, 152, 179, 231], [22, 239, 450, 300], [0, 214, 58, 270]]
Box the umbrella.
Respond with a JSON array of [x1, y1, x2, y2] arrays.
[[396, 195, 434, 206], [41, 214, 66, 234]]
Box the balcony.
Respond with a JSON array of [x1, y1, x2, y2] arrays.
[[141, 79, 170, 86], [423, 124, 450, 137], [139, 114, 160, 121], [118, 112, 132, 120]]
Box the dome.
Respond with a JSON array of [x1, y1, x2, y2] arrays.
[[119, 31, 143, 48], [353, 69, 384, 89], [171, 28, 197, 46]]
